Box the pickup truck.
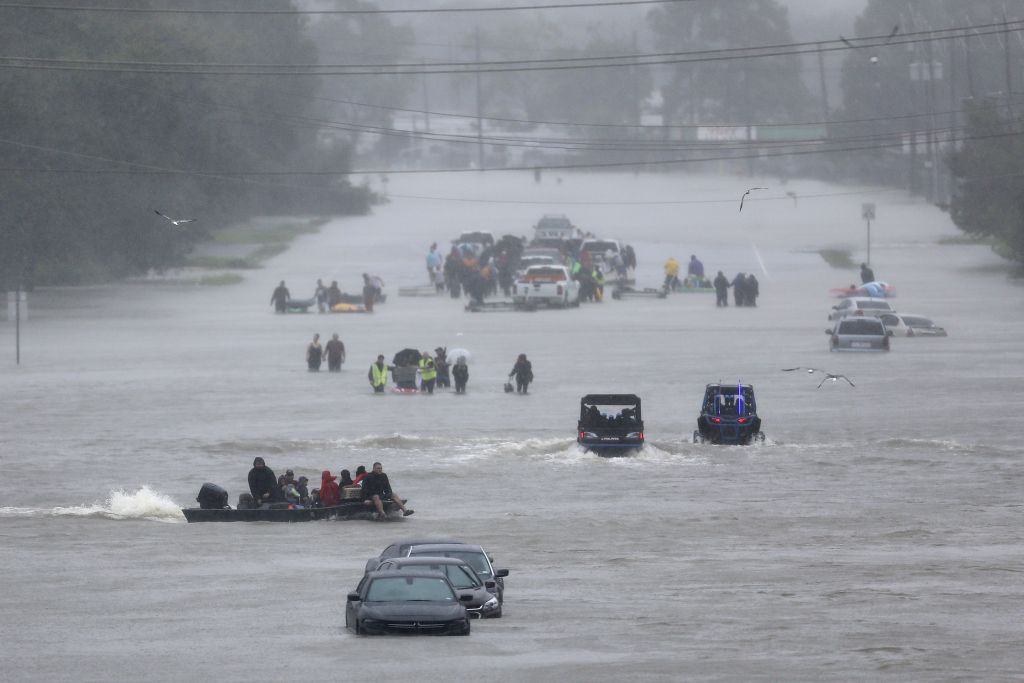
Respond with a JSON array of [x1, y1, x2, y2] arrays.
[[512, 265, 580, 308]]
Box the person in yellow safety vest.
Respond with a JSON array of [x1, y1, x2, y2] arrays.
[[664, 256, 681, 292], [593, 266, 605, 302], [368, 354, 389, 393], [418, 351, 437, 394]]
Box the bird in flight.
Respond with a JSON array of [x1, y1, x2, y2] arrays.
[[739, 187, 767, 212], [154, 210, 196, 226], [782, 367, 855, 388]]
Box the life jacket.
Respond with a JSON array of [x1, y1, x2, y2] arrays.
[[370, 362, 388, 387], [419, 358, 437, 381]]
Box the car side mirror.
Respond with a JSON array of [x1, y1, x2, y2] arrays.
[[484, 581, 496, 589], [494, 569, 509, 578], [887, 330, 895, 337], [459, 594, 474, 603], [347, 592, 360, 602], [825, 329, 833, 335]]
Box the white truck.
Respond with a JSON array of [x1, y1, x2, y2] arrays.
[[513, 265, 580, 308]]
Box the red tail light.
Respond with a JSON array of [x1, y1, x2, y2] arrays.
[[737, 418, 747, 424], [711, 417, 721, 423], [639, 432, 644, 440], [579, 431, 585, 440]]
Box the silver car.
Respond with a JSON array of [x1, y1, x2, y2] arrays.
[[878, 313, 948, 337], [827, 316, 892, 352], [828, 297, 895, 321]]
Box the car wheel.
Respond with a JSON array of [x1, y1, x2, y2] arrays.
[[489, 606, 503, 618], [692, 430, 702, 444], [457, 620, 472, 635]]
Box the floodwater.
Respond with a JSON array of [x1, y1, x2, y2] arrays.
[[2, 172, 1022, 682]]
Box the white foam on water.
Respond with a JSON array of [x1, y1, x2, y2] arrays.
[[0, 487, 186, 523]]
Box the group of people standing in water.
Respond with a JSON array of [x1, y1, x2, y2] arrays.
[[306, 333, 346, 371]]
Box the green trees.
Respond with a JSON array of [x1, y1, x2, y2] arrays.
[[950, 105, 1024, 261], [0, 1, 368, 287], [648, 0, 812, 126]]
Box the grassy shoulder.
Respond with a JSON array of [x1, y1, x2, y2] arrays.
[[818, 248, 857, 269], [178, 217, 329, 284]]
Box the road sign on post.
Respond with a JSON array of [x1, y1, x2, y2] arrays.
[[862, 203, 876, 264]]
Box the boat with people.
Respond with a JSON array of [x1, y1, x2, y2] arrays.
[[182, 500, 405, 523], [183, 476, 410, 522]]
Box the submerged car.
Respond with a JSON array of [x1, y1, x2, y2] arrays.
[[346, 571, 472, 636], [375, 557, 501, 619], [878, 313, 947, 337], [406, 543, 509, 613], [577, 394, 644, 454], [828, 296, 895, 321], [827, 316, 892, 351], [363, 537, 464, 573], [693, 383, 764, 445]]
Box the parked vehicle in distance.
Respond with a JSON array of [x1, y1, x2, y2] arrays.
[[878, 313, 947, 337], [828, 297, 895, 321], [533, 214, 575, 243], [827, 316, 892, 351], [580, 238, 622, 265], [406, 543, 509, 610], [694, 383, 764, 445], [363, 537, 464, 574], [375, 557, 501, 618], [577, 394, 644, 454], [515, 252, 560, 277], [345, 571, 472, 635], [513, 264, 580, 308]]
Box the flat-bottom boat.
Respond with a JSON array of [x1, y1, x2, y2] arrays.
[[182, 500, 404, 523]]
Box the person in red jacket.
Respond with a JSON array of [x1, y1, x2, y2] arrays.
[[352, 465, 368, 486], [319, 470, 340, 507]]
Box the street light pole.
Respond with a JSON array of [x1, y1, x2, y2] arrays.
[[15, 282, 21, 365]]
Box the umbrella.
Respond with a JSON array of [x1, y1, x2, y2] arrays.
[[447, 347, 472, 364]]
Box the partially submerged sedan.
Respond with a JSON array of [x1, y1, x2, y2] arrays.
[[407, 543, 510, 615], [828, 296, 895, 321], [878, 313, 947, 337], [375, 557, 501, 619], [346, 571, 472, 636], [827, 316, 892, 351]]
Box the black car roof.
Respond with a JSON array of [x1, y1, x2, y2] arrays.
[[365, 569, 450, 581], [580, 394, 640, 405], [380, 557, 471, 567]]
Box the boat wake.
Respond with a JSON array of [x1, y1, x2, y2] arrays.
[[0, 486, 184, 523]]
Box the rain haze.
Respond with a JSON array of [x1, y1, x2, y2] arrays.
[[2, 1, 1024, 681]]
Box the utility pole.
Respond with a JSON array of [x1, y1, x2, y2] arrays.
[[422, 61, 430, 133], [948, 35, 958, 205], [15, 283, 20, 365], [475, 26, 484, 170], [926, 32, 940, 203], [632, 30, 641, 128], [817, 43, 831, 135], [1004, 15, 1015, 123]]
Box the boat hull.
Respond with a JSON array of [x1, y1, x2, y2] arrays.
[[181, 501, 401, 523]]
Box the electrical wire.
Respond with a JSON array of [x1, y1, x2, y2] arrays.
[[0, 21, 1019, 75], [0, 0, 697, 15]]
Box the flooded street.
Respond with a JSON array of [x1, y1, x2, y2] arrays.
[[2, 171, 1023, 682]]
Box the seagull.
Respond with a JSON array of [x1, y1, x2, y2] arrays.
[[154, 210, 196, 226], [782, 367, 855, 388], [739, 187, 767, 212]]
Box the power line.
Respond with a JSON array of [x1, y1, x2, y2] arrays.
[[0, 0, 695, 15], [2, 128, 1021, 178], [0, 21, 1019, 76]]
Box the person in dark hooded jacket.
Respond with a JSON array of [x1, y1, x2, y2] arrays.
[[248, 457, 282, 504]]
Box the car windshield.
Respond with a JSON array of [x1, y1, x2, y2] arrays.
[[537, 217, 571, 229], [857, 300, 891, 310], [902, 316, 934, 327], [702, 387, 755, 416], [838, 319, 884, 334], [365, 576, 455, 602], [410, 549, 492, 578], [386, 563, 480, 589], [580, 403, 640, 427]]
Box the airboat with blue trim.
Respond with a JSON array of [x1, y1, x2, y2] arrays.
[[693, 383, 765, 445]]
